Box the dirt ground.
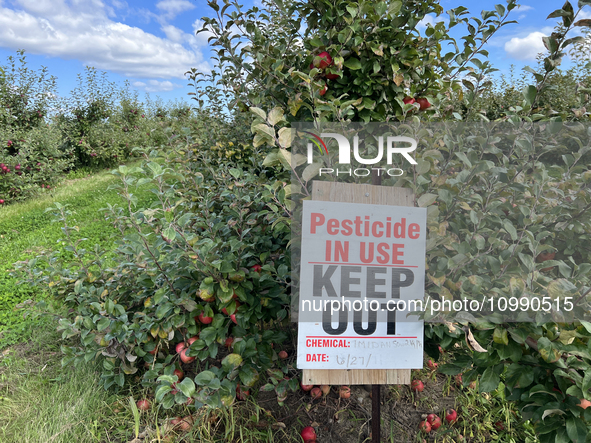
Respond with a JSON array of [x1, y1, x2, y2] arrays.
[[256, 368, 464, 443]]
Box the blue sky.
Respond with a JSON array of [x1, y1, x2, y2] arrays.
[[0, 0, 587, 105]]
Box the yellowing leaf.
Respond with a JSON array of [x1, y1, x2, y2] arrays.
[[150, 325, 159, 338], [278, 127, 292, 148]]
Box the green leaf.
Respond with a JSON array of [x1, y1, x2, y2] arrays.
[[417, 193, 437, 207], [538, 337, 562, 363], [194, 370, 215, 386], [277, 127, 292, 148], [262, 151, 280, 167], [493, 328, 508, 345], [302, 163, 322, 182], [155, 302, 173, 319], [503, 219, 518, 240], [547, 279, 577, 299], [155, 384, 172, 402], [239, 366, 259, 387], [344, 58, 362, 70], [253, 123, 275, 141], [522, 85, 537, 105], [479, 366, 501, 392], [227, 168, 241, 179], [249, 107, 266, 120], [222, 353, 243, 372], [177, 377, 196, 398], [566, 417, 587, 442], [97, 318, 110, 332], [162, 225, 176, 242], [267, 107, 284, 126]]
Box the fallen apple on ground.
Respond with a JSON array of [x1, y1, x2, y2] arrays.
[[136, 398, 150, 411], [445, 408, 457, 424], [419, 420, 431, 433], [411, 379, 424, 392], [310, 387, 322, 399], [427, 413, 442, 430], [301, 382, 314, 391], [301, 425, 317, 442], [339, 385, 351, 399]]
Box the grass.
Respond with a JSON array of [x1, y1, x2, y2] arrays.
[[0, 161, 155, 347], [0, 322, 118, 443], [0, 161, 163, 442]]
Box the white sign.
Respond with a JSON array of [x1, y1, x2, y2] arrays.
[[297, 200, 426, 370]]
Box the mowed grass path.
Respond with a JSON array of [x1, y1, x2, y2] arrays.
[[0, 164, 155, 346], [0, 163, 159, 443]]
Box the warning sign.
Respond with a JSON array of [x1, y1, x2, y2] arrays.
[[297, 200, 427, 370]]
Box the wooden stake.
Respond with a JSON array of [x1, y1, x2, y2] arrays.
[[372, 384, 381, 442]]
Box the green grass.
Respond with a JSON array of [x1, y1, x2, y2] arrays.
[[0, 322, 119, 443], [0, 161, 155, 347], [0, 161, 162, 442]]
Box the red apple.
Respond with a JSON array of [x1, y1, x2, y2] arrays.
[[427, 414, 442, 430], [319, 85, 328, 96], [339, 386, 351, 399], [222, 301, 240, 316], [301, 426, 317, 441], [230, 314, 237, 324], [251, 264, 263, 273], [325, 72, 339, 80], [310, 387, 322, 399], [180, 348, 195, 364], [411, 379, 424, 393], [225, 337, 234, 348], [236, 384, 250, 400], [0, 200, 4, 204], [176, 342, 187, 354], [419, 420, 431, 433], [174, 368, 184, 381], [136, 398, 150, 411], [187, 336, 199, 346], [178, 416, 193, 431], [416, 97, 431, 110], [403, 96, 415, 105], [320, 385, 330, 396], [445, 408, 457, 424], [278, 350, 288, 360], [314, 51, 333, 69], [427, 360, 438, 370], [301, 383, 314, 391], [198, 312, 213, 324]]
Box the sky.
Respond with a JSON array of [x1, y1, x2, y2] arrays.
[[0, 0, 588, 106]]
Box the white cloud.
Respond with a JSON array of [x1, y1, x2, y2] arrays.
[[162, 24, 185, 42], [517, 5, 533, 12], [417, 14, 448, 31], [504, 31, 548, 60], [156, 0, 195, 20], [0, 0, 209, 79], [132, 79, 183, 92]]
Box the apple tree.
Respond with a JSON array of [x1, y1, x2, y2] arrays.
[[191, 0, 591, 441]]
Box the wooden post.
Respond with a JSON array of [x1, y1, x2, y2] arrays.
[[302, 180, 415, 441]]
